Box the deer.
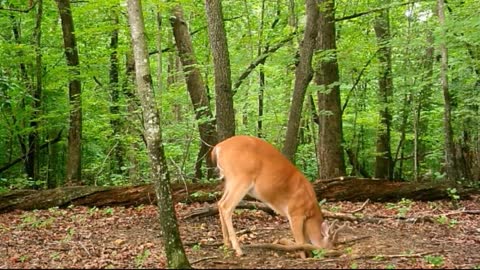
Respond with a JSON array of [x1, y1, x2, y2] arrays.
[[211, 135, 344, 258]]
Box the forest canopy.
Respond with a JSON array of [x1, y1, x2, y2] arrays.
[[0, 0, 479, 190]]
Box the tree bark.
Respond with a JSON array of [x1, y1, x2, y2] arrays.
[[256, 0, 266, 138], [373, 5, 394, 179], [28, 0, 43, 184], [56, 0, 83, 185], [315, 0, 346, 179], [205, 0, 235, 141], [170, 5, 218, 180], [109, 11, 124, 176], [123, 51, 141, 184], [282, 0, 319, 161], [126, 0, 191, 268], [437, 0, 458, 181], [414, 31, 435, 181]]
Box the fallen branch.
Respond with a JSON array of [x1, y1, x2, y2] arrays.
[[243, 235, 370, 256], [182, 201, 275, 220], [317, 251, 437, 264], [244, 242, 343, 258], [348, 199, 370, 214], [190, 256, 219, 265], [351, 251, 436, 260], [337, 236, 372, 246]]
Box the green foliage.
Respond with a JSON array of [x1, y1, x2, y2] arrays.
[[0, 0, 479, 190], [88, 206, 99, 216], [190, 190, 220, 200], [312, 249, 327, 259], [447, 187, 460, 200], [373, 255, 385, 261], [435, 215, 458, 228], [386, 264, 396, 269], [219, 245, 233, 258], [19, 255, 29, 263], [0, 176, 45, 190], [62, 227, 76, 243], [103, 207, 114, 216], [20, 212, 56, 229], [134, 248, 151, 268], [50, 252, 60, 261], [192, 243, 202, 252], [423, 255, 445, 268], [386, 198, 414, 218]]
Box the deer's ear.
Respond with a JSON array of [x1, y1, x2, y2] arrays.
[[321, 221, 330, 237]]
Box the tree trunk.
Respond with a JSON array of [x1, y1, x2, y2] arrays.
[[315, 0, 346, 179], [256, 0, 266, 138], [123, 51, 141, 184], [27, 0, 43, 185], [373, 6, 393, 179], [205, 0, 235, 141], [282, 0, 319, 161], [170, 5, 218, 180], [109, 12, 124, 176], [126, 0, 191, 268], [56, 0, 83, 185], [437, 0, 458, 181], [414, 30, 435, 181], [155, 7, 163, 97], [288, 0, 297, 30]]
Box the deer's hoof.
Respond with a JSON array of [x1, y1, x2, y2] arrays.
[[235, 249, 244, 257]]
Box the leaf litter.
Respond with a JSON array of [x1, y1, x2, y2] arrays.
[[0, 195, 479, 269]]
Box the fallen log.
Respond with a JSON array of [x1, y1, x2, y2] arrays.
[[0, 177, 477, 213], [0, 182, 220, 214], [312, 176, 472, 202]]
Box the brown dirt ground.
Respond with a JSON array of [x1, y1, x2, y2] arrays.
[[1, 195, 479, 269]]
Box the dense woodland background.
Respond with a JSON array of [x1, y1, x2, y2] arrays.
[[0, 0, 479, 192]]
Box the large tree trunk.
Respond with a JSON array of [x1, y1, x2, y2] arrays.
[[170, 5, 218, 180], [315, 0, 346, 179], [109, 11, 124, 176], [373, 5, 394, 179], [28, 0, 43, 185], [123, 51, 141, 184], [205, 0, 235, 141], [56, 0, 83, 185], [282, 0, 319, 161], [413, 31, 435, 181], [256, 0, 266, 138], [126, 0, 191, 268], [437, 0, 459, 181], [1, 178, 476, 214]]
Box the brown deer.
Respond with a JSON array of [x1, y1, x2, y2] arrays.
[[211, 135, 344, 258]]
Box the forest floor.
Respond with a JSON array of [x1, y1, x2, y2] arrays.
[[1, 195, 479, 269]]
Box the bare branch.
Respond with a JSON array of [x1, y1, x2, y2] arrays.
[[336, 0, 431, 22], [233, 32, 297, 93]]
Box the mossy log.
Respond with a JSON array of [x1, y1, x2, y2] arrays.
[[0, 177, 476, 213]]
